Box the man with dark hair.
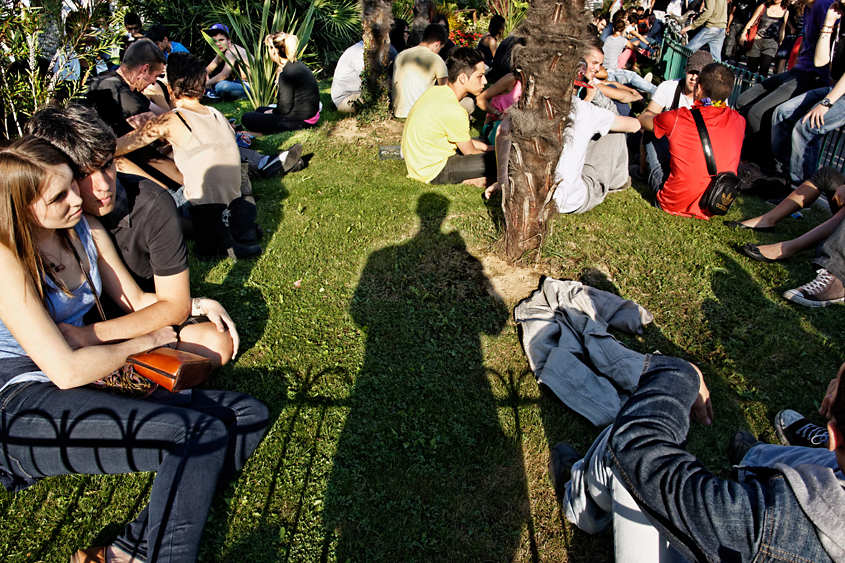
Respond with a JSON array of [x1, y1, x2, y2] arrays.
[[392, 23, 449, 118], [145, 23, 190, 59], [25, 104, 239, 367], [638, 62, 744, 219], [552, 356, 845, 562], [204, 23, 251, 100], [123, 12, 143, 39], [401, 47, 494, 188], [86, 38, 182, 189]]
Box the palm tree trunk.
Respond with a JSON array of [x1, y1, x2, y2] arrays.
[[502, 0, 590, 260], [360, 0, 393, 115], [410, 0, 433, 46]]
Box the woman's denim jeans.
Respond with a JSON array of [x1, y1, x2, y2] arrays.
[[0, 382, 269, 562], [566, 355, 835, 563]]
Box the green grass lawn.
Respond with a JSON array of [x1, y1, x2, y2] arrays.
[[2, 84, 844, 562]]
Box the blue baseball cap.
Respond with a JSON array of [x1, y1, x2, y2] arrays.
[[204, 23, 230, 38]]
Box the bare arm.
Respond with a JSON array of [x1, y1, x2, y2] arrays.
[[778, 10, 788, 45], [638, 106, 661, 133], [476, 73, 517, 116], [595, 82, 643, 103], [611, 114, 642, 133], [58, 217, 190, 349], [436, 77, 447, 86], [0, 244, 176, 388], [740, 4, 766, 42], [814, 5, 842, 67], [206, 54, 232, 87], [455, 139, 493, 155], [115, 112, 191, 156]]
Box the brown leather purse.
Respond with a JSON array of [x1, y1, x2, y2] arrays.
[[69, 232, 212, 393], [127, 347, 211, 392]]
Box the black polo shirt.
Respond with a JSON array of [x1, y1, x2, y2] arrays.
[[100, 173, 188, 292]]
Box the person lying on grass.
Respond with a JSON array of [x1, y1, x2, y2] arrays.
[[553, 354, 845, 563], [0, 136, 268, 563]]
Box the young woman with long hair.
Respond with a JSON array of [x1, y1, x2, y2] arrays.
[[0, 136, 268, 563]]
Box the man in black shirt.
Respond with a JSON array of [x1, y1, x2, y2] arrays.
[[27, 105, 239, 367], [86, 38, 183, 190]]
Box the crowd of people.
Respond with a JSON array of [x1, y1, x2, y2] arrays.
[[5, 3, 845, 562]]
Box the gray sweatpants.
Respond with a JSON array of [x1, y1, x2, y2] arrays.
[[573, 132, 630, 214]]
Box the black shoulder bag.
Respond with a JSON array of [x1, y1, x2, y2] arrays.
[[691, 108, 740, 216]]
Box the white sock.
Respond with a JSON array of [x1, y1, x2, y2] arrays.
[[258, 155, 269, 168]]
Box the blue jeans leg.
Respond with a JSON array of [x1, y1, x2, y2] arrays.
[[0, 382, 268, 563], [791, 95, 845, 185], [606, 69, 658, 95], [770, 87, 827, 177], [685, 27, 726, 63], [644, 134, 671, 196], [215, 80, 249, 100], [609, 355, 833, 563]]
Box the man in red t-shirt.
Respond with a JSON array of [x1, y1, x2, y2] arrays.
[[638, 63, 745, 219]]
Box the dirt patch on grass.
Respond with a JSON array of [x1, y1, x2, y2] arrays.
[[327, 117, 404, 144], [480, 254, 545, 304]]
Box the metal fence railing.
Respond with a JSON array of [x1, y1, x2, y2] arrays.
[[659, 36, 764, 107]]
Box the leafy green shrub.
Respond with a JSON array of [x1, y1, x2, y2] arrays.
[[0, 0, 121, 138], [203, 0, 316, 109]]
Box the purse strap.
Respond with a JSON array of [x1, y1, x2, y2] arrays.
[[66, 231, 107, 322], [691, 108, 718, 178]]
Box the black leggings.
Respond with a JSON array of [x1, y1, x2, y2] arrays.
[[747, 55, 774, 78], [241, 106, 315, 134]]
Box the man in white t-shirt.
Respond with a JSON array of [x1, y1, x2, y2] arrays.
[[332, 39, 398, 113], [633, 49, 712, 179], [392, 24, 449, 118], [553, 85, 642, 214]]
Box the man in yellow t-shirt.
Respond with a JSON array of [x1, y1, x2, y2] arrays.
[[401, 47, 495, 188]]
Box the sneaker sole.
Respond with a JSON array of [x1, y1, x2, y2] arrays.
[[774, 411, 792, 445], [283, 143, 303, 173], [783, 289, 845, 307]]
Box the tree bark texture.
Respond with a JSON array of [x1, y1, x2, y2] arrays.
[[410, 0, 433, 46], [502, 0, 591, 260], [360, 0, 393, 111]]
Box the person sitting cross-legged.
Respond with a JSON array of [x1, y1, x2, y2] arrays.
[[553, 354, 845, 563], [638, 62, 745, 219], [551, 60, 641, 214], [401, 47, 495, 190], [392, 24, 450, 119]]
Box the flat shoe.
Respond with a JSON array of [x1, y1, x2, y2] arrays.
[[742, 243, 778, 263], [724, 220, 775, 233]]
